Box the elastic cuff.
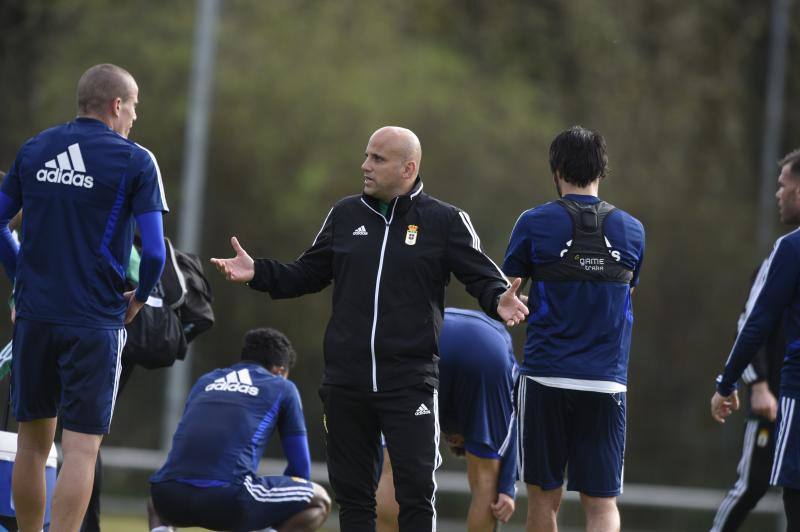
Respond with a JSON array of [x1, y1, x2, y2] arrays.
[[715, 375, 737, 397], [247, 259, 270, 292]]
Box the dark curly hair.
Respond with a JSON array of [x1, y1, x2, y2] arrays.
[[549, 126, 608, 188], [240, 327, 297, 370]]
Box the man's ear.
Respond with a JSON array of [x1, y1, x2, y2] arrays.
[[403, 160, 417, 180], [110, 97, 122, 117]]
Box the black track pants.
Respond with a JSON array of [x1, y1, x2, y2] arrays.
[[320, 384, 441, 532], [711, 418, 776, 532], [786, 487, 800, 532]]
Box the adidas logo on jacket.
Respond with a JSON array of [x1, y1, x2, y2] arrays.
[[36, 143, 94, 189], [204, 368, 260, 396]]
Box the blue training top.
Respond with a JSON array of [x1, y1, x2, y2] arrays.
[[0, 117, 168, 328], [151, 362, 309, 486], [503, 194, 645, 387], [439, 308, 519, 497], [718, 228, 800, 400]]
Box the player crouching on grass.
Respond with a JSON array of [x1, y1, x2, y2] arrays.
[[148, 328, 330, 532]]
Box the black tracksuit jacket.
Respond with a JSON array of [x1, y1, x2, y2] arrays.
[[248, 178, 509, 392]]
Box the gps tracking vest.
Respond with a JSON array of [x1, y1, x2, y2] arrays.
[[532, 199, 634, 283]]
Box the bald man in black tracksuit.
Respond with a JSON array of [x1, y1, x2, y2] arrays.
[[211, 126, 528, 532]]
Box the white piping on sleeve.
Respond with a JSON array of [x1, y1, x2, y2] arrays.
[[136, 144, 169, 212], [725, 241, 785, 367], [457, 211, 510, 287]]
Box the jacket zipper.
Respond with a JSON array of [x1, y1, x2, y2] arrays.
[[371, 223, 390, 392], [361, 198, 397, 392]]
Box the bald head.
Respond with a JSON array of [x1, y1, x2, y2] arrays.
[[361, 126, 422, 201], [77, 64, 137, 117], [370, 126, 422, 173]]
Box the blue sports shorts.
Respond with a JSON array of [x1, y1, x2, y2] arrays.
[[771, 395, 800, 489], [11, 318, 126, 434], [517, 376, 626, 496], [151, 475, 315, 530]]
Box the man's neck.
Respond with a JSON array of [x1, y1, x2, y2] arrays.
[[78, 112, 114, 131], [558, 179, 599, 198]]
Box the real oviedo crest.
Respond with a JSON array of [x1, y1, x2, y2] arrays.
[[405, 225, 418, 246]]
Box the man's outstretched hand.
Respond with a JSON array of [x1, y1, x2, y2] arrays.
[[210, 237, 255, 283], [498, 277, 529, 327]]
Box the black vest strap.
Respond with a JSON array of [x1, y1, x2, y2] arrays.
[[532, 199, 634, 283]]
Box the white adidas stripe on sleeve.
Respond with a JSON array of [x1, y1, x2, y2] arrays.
[[136, 143, 169, 212], [457, 210, 510, 287]]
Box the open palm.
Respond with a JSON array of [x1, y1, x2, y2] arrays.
[[210, 236, 255, 283]]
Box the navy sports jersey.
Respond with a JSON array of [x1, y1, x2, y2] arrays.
[[151, 362, 307, 485], [503, 194, 645, 388], [1, 118, 168, 328], [719, 229, 800, 400], [438, 308, 518, 496]]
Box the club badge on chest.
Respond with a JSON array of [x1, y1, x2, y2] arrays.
[[405, 225, 418, 246]]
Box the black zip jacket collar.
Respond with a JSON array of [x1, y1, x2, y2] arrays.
[[360, 177, 424, 220]]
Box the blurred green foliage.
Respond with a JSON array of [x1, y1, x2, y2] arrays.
[[2, 0, 800, 496]]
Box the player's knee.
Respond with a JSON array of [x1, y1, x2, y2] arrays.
[[579, 493, 618, 516], [60, 430, 102, 458], [394, 476, 435, 505], [16, 420, 57, 455], [310, 482, 331, 516], [527, 484, 562, 513], [468, 484, 497, 516]]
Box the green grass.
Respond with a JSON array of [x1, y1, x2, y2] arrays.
[[101, 515, 156, 532]]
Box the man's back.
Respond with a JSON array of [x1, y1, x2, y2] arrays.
[[152, 362, 307, 484], [438, 307, 517, 445], [503, 194, 644, 386], [2, 117, 167, 327]]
